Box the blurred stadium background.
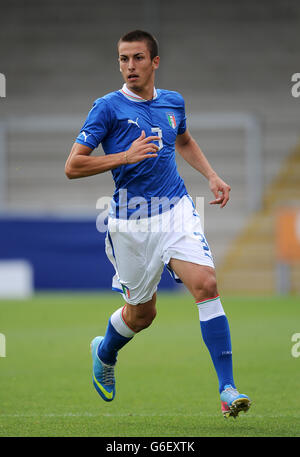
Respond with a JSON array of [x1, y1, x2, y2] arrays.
[[0, 0, 300, 439], [0, 0, 300, 297]]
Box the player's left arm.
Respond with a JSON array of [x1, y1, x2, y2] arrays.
[[175, 129, 231, 208]]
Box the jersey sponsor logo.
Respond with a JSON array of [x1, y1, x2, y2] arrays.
[[81, 131, 91, 142], [128, 117, 140, 128], [166, 113, 176, 129]]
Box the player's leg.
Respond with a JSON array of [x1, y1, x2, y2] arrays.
[[169, 259, 235, 389], [122, 294, 157, 333], [91, 294, 157, 402], [98, 293, 157, 365], [92, 216, 164, 402], [169, 258, 251, 417]]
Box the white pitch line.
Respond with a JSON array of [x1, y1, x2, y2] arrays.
[[1, 413, 217, 418], [0, 412, 299, 419]]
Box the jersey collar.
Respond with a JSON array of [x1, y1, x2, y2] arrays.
[[120, 83, 157, 102]]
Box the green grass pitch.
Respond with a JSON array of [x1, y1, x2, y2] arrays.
[[0, 292, 299, 437]]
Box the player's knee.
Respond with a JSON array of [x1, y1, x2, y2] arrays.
[[192, 272, 218, 302], [135, 307, 157, 331], [125, 303, 157, 333]]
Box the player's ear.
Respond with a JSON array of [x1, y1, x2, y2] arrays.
[[152, 56, 160, 70]]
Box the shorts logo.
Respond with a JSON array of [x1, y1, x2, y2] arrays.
[[166, 113, 176, 129], [121, 284, 131, 299]]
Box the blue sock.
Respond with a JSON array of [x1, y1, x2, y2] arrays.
[[97, 307, 136, 365], [200, 315, 236, 393]]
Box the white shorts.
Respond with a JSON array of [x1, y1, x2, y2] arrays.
[[105, 194, 214, 305]]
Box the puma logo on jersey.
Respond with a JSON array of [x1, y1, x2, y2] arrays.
[[128, 118, 140, 128], [81, 131, 91, 142]]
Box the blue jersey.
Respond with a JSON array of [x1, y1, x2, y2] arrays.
[[75, 86, 188, 218]]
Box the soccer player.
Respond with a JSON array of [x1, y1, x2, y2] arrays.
[[65, 30, 251, 418]]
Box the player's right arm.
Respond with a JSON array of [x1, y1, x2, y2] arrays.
[[65, 130, 159, 179]]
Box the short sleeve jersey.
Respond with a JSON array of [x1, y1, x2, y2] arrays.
[[75, 87, 188, 219]]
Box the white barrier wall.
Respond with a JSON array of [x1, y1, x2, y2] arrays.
[[0, 260, 33, 298]]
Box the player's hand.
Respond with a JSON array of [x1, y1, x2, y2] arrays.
[[209, 174, 231, 208], [125, 130, 159, 164]]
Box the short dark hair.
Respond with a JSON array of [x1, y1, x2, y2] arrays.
[[118, 30, 159, 60]]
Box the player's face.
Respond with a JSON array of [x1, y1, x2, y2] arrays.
[[118, 41, 159, 93]]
